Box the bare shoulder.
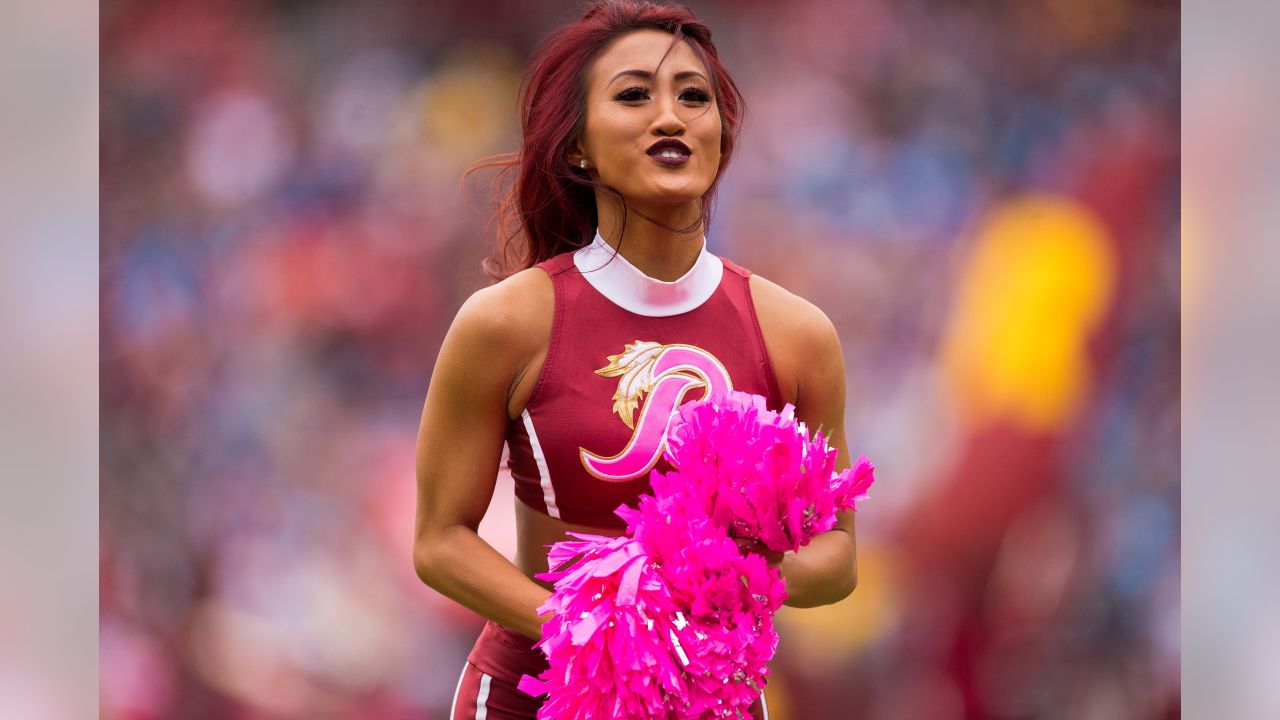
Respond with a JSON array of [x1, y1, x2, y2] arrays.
[[450, 267, 554, 361], [748, 273, 841, 360], [438, 267, 555, 417], [747, 273, 843, 405], [749, 274, 836, 338]]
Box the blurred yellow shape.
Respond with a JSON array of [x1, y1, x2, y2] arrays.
[[941, 194, 1115, 432], [419, 44, 520, 167]]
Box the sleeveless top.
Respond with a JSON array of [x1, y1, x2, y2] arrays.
[[505, 233, 784, 528]]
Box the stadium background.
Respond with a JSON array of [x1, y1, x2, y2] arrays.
[[100, 1, 1180, 717]]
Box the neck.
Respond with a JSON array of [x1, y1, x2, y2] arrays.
[[594, 193, 704, 282]]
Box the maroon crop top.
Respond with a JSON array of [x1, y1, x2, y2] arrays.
[[504, 236, 784, 528]]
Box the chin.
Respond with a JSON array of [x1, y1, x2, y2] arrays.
[[634, 179, 713, 205], [644, 190, 705, 205]]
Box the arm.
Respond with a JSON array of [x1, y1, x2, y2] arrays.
[[412, 273, 552, 640], [750, 277, 859, 607], [781, 310, 857, 607]]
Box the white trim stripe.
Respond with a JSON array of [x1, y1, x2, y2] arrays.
[[475, 673, 492, 720], [522, 409, 560, 519], [450, 664, 467, 719]]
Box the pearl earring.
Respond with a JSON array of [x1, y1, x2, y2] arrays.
[[579, 159, 589, 169]]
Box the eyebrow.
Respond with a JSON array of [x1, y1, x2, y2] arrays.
[[607, 69, 710, 86]]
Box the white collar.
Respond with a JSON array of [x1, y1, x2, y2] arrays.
[[573, 230, 723, 317]]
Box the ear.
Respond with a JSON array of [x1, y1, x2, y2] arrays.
[[567, 137, 590, 169]]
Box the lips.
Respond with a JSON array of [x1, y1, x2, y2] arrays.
[[646, 138, 692, 167]]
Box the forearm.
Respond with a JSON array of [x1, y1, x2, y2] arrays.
[[779, 528, 857, 607], [415, 524, 551, 641]]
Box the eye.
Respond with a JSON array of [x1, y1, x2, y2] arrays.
[[612, 86, 650, 102], [680, 87, 712, 104]]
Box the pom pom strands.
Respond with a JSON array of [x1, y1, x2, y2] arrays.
[[520, 494, 785, 719], [521, 391, 875, 719], [664, 391, 876, 553]]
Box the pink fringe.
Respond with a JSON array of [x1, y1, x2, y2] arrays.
[[520, 391, 876, 719]]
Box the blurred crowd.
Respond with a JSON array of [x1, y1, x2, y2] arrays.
[[101, 0, 1179, 718]]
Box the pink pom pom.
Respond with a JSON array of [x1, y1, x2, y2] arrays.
[[524, 391, 875, 718], [664, 390, 877, 553], [525, 532, 683, 719], [527, 492, 786, 719]]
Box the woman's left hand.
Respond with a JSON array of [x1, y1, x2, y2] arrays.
[[733, 537, 785, 569]]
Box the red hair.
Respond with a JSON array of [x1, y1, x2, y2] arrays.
[[469, 0, 744, 279]]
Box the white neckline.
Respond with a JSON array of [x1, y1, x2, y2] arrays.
[[573, 231, 723, 317]]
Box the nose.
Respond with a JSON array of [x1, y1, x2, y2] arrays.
[[649, 93, 687, 137]]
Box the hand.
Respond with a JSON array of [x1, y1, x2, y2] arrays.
[[733, 537, 785, 569]]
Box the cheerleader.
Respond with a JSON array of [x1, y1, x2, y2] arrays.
[[413, 3, 858, 717]]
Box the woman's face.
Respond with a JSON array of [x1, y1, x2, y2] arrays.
[[573, 29, 722, 207]]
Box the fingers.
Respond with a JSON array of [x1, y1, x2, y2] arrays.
[[734, 538, 785, 569]]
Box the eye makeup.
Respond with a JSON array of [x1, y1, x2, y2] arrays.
[[610, 85, 713, 103]]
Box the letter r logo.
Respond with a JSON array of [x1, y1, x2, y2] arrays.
[[579, 341, 733, 482]]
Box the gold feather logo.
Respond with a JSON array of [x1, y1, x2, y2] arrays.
[[594, 340, 665, 430]]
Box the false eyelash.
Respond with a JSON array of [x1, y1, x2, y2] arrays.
[[611, 86, 713, 103], [613, 86, 649, 101], [680, 87, 711, 103]]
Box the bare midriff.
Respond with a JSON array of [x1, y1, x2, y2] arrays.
[[514, 496, 625, 591]]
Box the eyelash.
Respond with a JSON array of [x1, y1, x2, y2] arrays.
[[612, 86, 712, 104]]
